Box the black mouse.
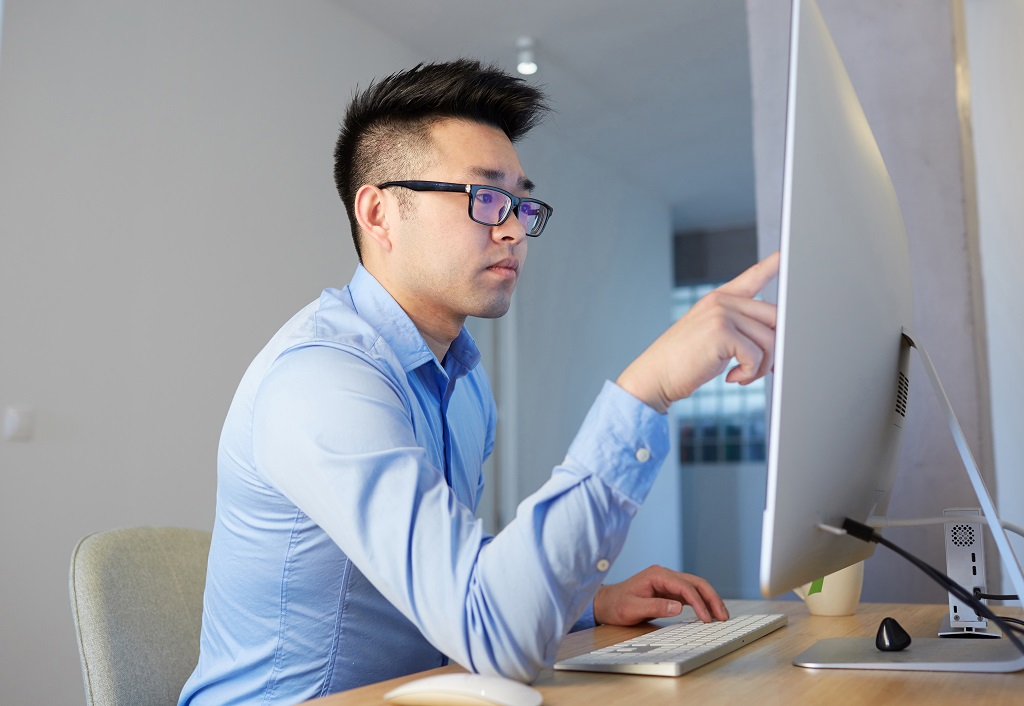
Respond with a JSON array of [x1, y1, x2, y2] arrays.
[[876, 617, 912, 652]]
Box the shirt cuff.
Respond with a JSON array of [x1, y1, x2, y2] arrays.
[[564, 380, 669, 507], [569, 601, 596, 632]]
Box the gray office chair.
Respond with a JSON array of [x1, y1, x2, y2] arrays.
[[69, 526, 211, 706]]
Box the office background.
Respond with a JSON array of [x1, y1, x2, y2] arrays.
[[0, 1, 1020, 703]]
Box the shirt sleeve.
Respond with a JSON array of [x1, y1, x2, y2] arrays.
[[252, 345, 668, 682], [569, 602, 597, 632]]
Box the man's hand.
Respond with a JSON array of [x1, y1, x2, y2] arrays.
[[616, 251, 780, 413], [593, 565, 730, 626]]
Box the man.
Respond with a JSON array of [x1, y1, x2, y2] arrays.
[[180, 60, 778, 704]]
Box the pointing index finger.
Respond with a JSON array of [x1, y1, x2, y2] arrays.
[[717, 250, 780, 299]]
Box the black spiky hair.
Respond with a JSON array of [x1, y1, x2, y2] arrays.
[[334, 59, 550, 259]]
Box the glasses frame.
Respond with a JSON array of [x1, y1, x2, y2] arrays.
[[376, 180, 553, 237]]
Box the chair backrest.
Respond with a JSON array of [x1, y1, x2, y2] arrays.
[[69, 527, 212, 706]]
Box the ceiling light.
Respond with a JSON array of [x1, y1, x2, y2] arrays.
[[516, 37, 538, 76]]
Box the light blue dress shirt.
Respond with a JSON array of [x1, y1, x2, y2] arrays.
[[179, 266, 668, 705]]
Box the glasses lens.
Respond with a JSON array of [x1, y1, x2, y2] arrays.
[[471, 187, 512, 226], [518, 200, 548, 236]]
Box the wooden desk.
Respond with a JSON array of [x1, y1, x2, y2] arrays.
[[307, 600, 1023, 705]]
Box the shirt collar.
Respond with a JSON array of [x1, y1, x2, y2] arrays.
[[347, 265, 481, 378]]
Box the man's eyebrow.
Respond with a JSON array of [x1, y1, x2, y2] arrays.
[[469, 166, 535, 193]]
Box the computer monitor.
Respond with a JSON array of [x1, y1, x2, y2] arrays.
[[760, 0, 1024, 672], [758, 0, 913, 599]]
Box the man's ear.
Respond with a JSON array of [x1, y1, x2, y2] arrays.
[[354, 184, 394, 253]]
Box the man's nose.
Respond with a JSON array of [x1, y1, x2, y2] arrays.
[[493, 212, 526, 243]]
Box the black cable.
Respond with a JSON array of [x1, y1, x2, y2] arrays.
[[842, 519, 1024, 645], [849, 521, 1023, 640], [841, 518, 1024, 654], [995, 616, 1024, 629], [843, 519, 980, 611], [974, 589, 1020, 601], [874, 533, 1024, 642]]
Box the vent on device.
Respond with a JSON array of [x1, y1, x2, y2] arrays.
[[950, 524, 976, 548], [895, 372, 909, 417]]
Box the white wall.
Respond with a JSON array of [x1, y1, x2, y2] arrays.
[[0, 1, 420, 702], [508, 132, 679, 584], [964, 0, 1024, 588]]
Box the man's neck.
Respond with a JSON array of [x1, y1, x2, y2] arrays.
[[418, 327, 457, 364], [390, 296, 461, 363], [361, 264, 462, 363]]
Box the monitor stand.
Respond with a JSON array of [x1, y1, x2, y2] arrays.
[[795, 634, 1022, 672], [793, 331, 1024, 673]]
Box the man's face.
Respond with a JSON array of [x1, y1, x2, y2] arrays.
[[384, 118, 532, 334]]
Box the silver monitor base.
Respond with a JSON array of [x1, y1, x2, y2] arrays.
[[794, 637, 1024, 672]]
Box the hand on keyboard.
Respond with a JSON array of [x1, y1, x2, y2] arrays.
[[594, 565, 729, 626]]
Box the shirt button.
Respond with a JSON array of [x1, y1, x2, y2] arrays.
[[596, 559, 610, 572], [635, 447, 651, 462]]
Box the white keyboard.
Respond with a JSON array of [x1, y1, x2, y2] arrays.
[[554, 613, 787, 677]]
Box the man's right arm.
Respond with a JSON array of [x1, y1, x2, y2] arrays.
[[252, 346, 667, 682]]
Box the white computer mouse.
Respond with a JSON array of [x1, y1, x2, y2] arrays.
[[383, 672, 543, 706]]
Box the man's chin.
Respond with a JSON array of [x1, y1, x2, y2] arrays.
[[472, 298, 513, 320]]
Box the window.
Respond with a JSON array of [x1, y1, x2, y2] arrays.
[[671, 285, 767, 465]]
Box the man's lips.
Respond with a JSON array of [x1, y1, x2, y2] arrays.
[[487, 258, 520, 276]]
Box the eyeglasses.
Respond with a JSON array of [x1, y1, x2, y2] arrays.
[[377, 180, 553, 237]]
